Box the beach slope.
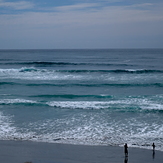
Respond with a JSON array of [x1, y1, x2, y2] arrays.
[[0, 140, 162, 163]]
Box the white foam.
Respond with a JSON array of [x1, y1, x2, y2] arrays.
[[0, 96, 163, 151], [0, 67, 84, 81], [1, 67, 160, 82], [47, 97, 163, 111], [47, 101, 113, 109], [0, 112, 17, 139], [0, 99, 38, 105], [1, 108, 163, 151], [0, 111, 37, 141], [23, 115, 163, 151]]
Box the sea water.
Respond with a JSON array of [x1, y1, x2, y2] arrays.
[[0, 49, 163, 151]]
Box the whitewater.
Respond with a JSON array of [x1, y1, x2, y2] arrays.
[[0, 49, 163, 151]]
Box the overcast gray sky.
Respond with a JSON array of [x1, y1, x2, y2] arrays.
[[0, 0, 163, 49]]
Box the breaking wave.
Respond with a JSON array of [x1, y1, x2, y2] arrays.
[[0, 67, 163, 73], [0, 96, 163, 112]]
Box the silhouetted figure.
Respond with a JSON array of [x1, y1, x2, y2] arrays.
[[124, 143, 128, 156], [152, 143, 155, 159], [152, 143, 155, 151]]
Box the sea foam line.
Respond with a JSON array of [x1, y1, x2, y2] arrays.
[[0, 97, 162, 111], [0, 67, 163, 73], [47, 99, 163, 111], [0, 99, 38, 105], [0, 67, 162, 82]]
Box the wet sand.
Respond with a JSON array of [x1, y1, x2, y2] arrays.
[[0, 140, 162, 163]]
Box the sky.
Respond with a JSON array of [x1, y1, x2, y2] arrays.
[[0, 0, 163, 49]]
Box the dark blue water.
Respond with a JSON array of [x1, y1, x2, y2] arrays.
[[0, 49, 163, 150]]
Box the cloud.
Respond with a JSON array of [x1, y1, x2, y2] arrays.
[[126, 3, 153, 10], [0, 1, 163, 48], [55, 3, 99, 12], [1, 2, 163, 29], [0, 0, 34, 10]]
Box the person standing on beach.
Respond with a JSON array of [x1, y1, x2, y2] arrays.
[[124, 143, 128, 156], [152, 143, 156, 159], [152, 143, 155, 151]]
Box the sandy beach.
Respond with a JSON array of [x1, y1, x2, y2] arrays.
[[0, 140, 162, 163]]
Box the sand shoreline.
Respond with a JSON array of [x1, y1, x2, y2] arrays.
[[0, 140, 162, 163]]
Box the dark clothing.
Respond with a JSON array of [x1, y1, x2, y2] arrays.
[[124, 144, 128, 156], [152, 143, 155, 150]]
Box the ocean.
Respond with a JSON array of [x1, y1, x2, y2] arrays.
[[0, 49, 163, 151]]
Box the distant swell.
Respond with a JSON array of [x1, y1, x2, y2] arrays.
[[0, 82, 19, 86], [30, 94, 113, 99], [0, 61, 132, 67], [0, 82, 163, 87], [27, 83, 163, 88], [61, 69, 163, 74], [109, 69, 163, 73]]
